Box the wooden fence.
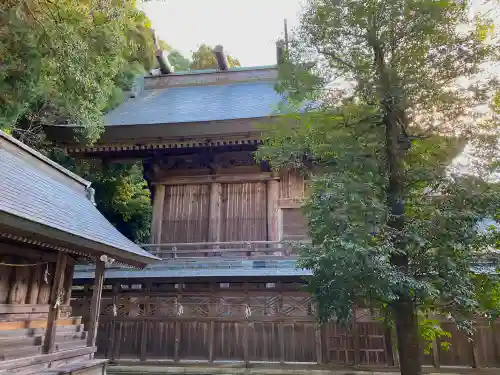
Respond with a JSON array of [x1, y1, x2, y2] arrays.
[[71, 280, 500, 368]]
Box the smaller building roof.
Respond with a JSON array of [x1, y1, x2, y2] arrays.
[[103, 81, 284, 126], [73, 258, 311, 281], [0, 131, 159, 267]]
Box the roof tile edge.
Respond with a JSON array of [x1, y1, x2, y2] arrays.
[[0, 130, 91, 188]]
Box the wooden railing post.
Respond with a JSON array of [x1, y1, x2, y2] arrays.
[[174, 282, 182, 363], [208, 282, 216, 363], [43, 251, 68, 354], [86, 259, 105, 356], [108, 282, 121, 360]]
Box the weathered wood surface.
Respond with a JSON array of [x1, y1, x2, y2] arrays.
[[44, 252, 68, 353], [71, 281, 500, 368]]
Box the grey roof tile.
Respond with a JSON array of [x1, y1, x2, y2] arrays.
[[104, 81, 284, 126], [73, 258, 311, 280], [0, 147, 158, 264]]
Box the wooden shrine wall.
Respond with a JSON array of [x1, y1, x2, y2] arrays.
[[0, 244, 74, 322], [71, 280, 500, 368], [161, 184, 210, 243], [150, 157, 310, 245], [220, 182, 267, 241]]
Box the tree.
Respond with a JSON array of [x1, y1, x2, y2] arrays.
[[0, 0, 162, 243], [257, 1, 500, 374], [0, 0, 159, 146], [190, 44, 241, 70]]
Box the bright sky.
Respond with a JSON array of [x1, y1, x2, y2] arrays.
[[139, 0, 303, 67]]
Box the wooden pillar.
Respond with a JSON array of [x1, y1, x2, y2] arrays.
[[108, 283, 121, 360], [267, 179, 279, 240], [63, 262, 75, 305], [208, 183, 222, 245], [151, 184, 166, 245], [86, 259, 105, 355], [43, 251, 68, 354], [208, 282, 216, 363], [140, 283, 151, 361], [243, 282, 250, 367], [174, 282, 182, 363]]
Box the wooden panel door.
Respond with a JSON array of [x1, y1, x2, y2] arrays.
[[220, 182, 267, 241], [161, 184, 209, 243]]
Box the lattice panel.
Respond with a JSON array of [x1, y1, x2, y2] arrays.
[[180, 294, 211, 317], [246, 294, 280, 317], [281, 295, 313, 317], [217, 295, 246, 317], [121, 297, 146, 317], [149, 296, 178, 317]]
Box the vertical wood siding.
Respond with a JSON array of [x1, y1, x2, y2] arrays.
[[220, 182, 267, 241], [161, 184, 210, 243]]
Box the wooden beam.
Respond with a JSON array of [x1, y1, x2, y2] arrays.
[[86, 259, 105, 354], [43, 251, 68, 354], [0, 304, 49, 314], [151, 185, 165, 244], [208, 183, 221, 246], [154, 172, 278, 186]]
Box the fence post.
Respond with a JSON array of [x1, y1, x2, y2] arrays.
[[471, 334, 480, 368], [384, 324, 395, 367], [140, 283, 151, 361], [431, 339, 440, 369], [108, 283, 121, 360], [351, 309, 361, 366], [208, 282, 216, 363], [315, 324, 323, 364], [492, 323, 500, 366]]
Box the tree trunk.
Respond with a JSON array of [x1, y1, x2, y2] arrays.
[[371, 29, 423, 375], [384, 98, 422, 375], [393, 298, 422, 375]]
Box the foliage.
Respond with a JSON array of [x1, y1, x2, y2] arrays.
[[0, 0, 159, 145], [51, 151, 152, 243], [258, 1, 500, 373], [0, 0, 163, 243], [419, 315, 451, 355], [190, 44, 241, 70]]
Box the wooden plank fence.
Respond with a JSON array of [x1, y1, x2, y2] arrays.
[[71, 281, 500, 368]]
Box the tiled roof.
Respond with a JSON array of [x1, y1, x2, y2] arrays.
[[73, 258, 311, 280], [0, 132, 159, 265], [103, 81, 284, 126]]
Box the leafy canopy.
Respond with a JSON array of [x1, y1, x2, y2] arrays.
[[257, 0, 500, 334], [190, 44, 241, 70]]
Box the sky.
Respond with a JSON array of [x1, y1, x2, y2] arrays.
[[139, 0, 303, 67]]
